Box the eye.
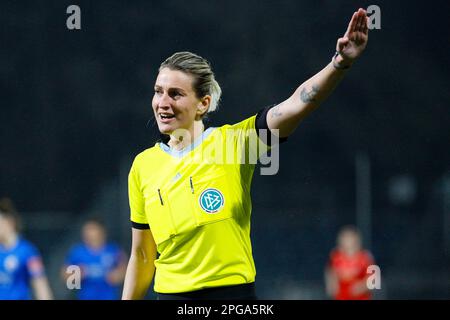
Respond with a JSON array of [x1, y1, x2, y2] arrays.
[[169, 90, 183, 99]]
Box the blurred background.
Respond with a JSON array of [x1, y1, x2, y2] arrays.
[[1, 0, 449, 299]]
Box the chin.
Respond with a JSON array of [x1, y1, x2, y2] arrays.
[[157, 124, 174, 135]]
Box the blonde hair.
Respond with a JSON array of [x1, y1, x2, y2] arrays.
[[159, 51, 222, 114]]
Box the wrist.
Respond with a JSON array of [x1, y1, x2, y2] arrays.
[[332, 51, 353, 70]]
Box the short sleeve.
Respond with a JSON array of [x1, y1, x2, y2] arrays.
[[64, 246, 77, 266], [364, 250, 375, 267], [327, 249, 337, 269], [25, 244, 45, 278], [227, 115, 270, 162], [255, 106, 288, 145], [128, 159, 148, 226]]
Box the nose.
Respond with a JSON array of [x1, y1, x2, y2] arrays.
[[157, 92, 171, 109]]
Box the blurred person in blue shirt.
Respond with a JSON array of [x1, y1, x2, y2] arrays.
[[0, 197, 53, 300], [61, 218, 127, 300]]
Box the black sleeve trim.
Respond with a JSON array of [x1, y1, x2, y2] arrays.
[[131, 221, 150, 230], [255, 106, 288, 145]]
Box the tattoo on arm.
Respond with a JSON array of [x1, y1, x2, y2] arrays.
[[270, 104, 283, 118], [300, 85, 320, 103]]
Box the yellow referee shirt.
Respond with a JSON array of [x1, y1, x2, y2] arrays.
[[128, 115, 269, 293]]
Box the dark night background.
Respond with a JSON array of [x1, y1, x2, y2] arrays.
[[1, 0, 449, 299]]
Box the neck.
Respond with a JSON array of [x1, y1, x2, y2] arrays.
[[1, 233, 18, 249], [89, 243, 104, 251], [168, 120, 204, 151]]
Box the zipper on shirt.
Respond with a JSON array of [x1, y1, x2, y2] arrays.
[[157, 189, 164, 205], [189, 176, 194, 194]]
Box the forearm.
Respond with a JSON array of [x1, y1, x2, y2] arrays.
[[122, 254, 155, 300], [31, 277, 54, 300], [267, 8, 368, 138], [268, 60, 349, 137], [324, 268, 338, 298], [351, 279, 370, 296], [108, 263, 127, 285], [295, 60, 348, 113]]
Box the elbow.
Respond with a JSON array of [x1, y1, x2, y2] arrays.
[[130, 247, 155, 267]]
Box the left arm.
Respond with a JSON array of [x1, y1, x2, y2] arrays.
[[31, 276, 54, 300], [350, 279, 370, 296], [324, 266, 338, 298], [26, 252, 53, 300], [267, 8, 369, 137], [107, 250, 128, 285]]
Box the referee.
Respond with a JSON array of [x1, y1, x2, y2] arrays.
[[122, 8, 369, 300]]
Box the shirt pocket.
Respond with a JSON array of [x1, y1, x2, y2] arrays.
[[144, 190, 177, 245], [189, 171, 236, 226]]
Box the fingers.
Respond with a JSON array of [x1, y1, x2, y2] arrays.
[[351, 8, 368, 42], [356, 8, 366, 32], [355, 11, 362, 31], [346, 8, 367, 39], [356, 9, 363, 31], [363, 16, 369, 34], [355, 11, 363, 41], [346, 12, 358, 35]]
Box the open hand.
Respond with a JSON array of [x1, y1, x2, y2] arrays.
[[335, 8, 369, 65]]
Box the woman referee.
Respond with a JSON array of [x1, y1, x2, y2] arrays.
[[122, 8, 369, 300]]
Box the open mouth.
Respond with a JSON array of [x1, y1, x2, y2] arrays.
[[159, 113, 175, 120]]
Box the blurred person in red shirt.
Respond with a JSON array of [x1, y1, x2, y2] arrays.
[[325, 225, 375, 300]]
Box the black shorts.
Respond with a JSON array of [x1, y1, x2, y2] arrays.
[[156, 283, 257, 300]]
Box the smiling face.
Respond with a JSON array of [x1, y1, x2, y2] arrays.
[[152, 68, 209, 135]]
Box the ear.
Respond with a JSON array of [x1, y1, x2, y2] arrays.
[[196, 95, 211, 119]]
